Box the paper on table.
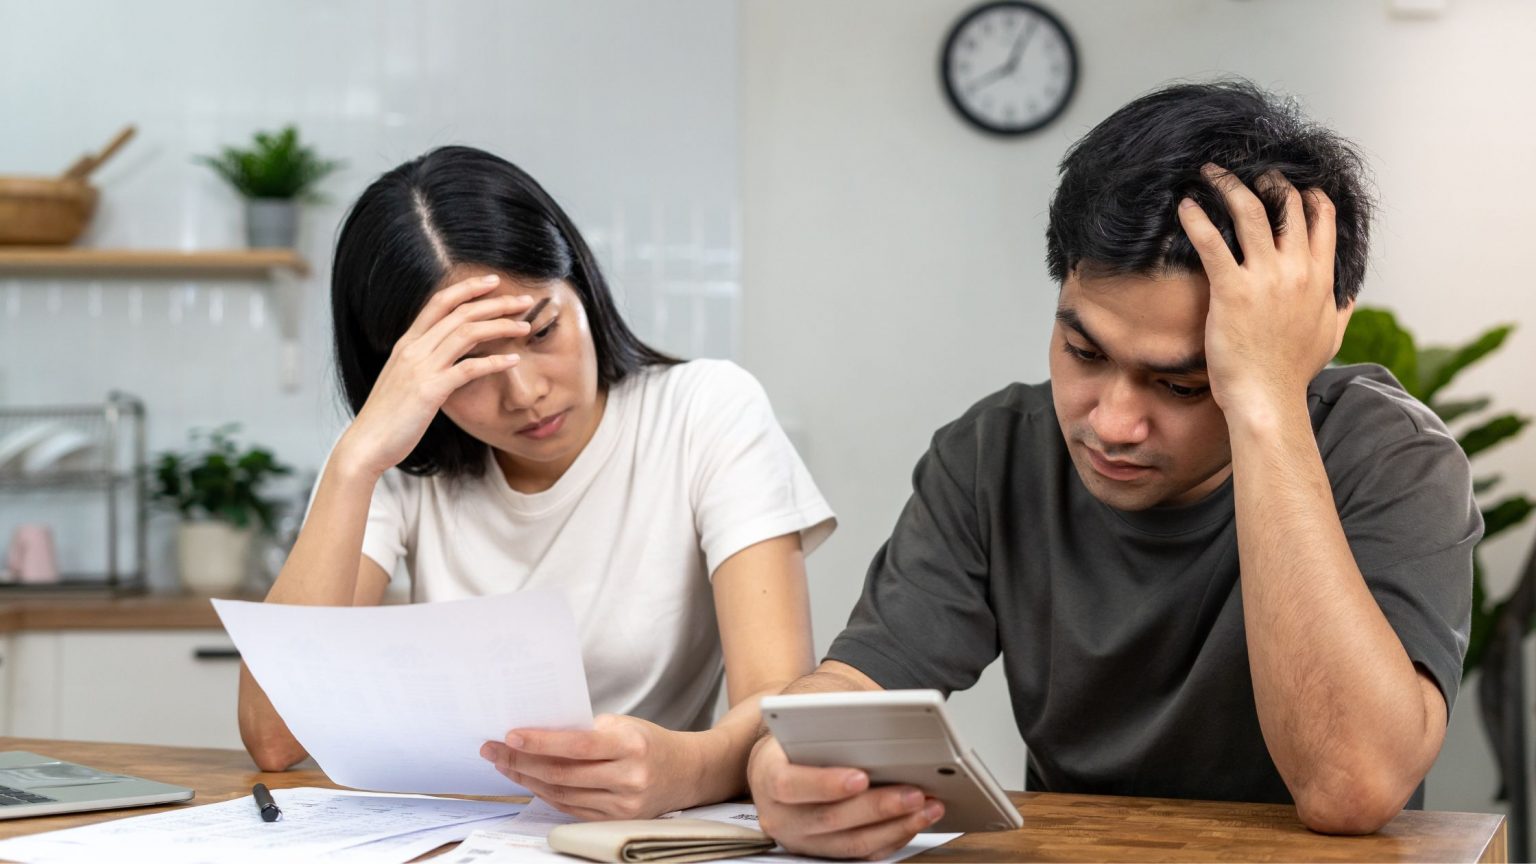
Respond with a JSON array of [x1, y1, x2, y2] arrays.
[[0, 787, 523, 864], [486, 796, 582, 836], [318, 812, 519, 863], [441, 829, 559, 863], [213, 590, 593, 794], [445, 799, 960, 864]]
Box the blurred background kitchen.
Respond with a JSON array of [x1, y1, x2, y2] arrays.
[[1, 0, 1532, 840]]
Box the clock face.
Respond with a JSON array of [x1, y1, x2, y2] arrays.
[[941, 1, 1078, 136]]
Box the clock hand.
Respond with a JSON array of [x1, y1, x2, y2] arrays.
[[1004, 19, 1039, 73], [965, 18, 1044, 96], [965, 61, 1014, 95]]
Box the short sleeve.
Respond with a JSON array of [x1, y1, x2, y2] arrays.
[[359, 470, 415, 579], [825, 425, 1000, 694], [303, 440, 416, 581], [1332, 427, 1480, 716], [684, 361, 836, 577]]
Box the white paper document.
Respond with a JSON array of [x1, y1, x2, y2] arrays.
[[443, 799, 960, 864], [441, 829, 557, 863], [484, 795, 583, 835], [318, 813, 516, 862], [213, 590, 593, 795], [0, 787, 523, 864]]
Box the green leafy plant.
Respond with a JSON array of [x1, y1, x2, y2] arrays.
[[196, 126, 342, 200], [150, 425, 292, 532], [1335, 307, 1533, 676]]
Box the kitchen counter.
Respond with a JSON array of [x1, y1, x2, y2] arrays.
[[0, 591, 408, 632], [0, 592, 248, 632]]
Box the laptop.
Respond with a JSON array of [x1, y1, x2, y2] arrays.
[[0, 751, 194, 819]]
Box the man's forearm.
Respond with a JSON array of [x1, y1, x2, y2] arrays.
[[1229, 400, 1441, 832], [749, 661, 883, 745], [784, 661, 884, 696]]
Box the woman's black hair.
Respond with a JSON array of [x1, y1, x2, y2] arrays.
[[331, 146, 678, 478], [1046, 79, 1374, 308]]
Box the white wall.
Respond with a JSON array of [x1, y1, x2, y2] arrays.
[[4, 0, 1532, 822], [0, 0, 740, 584], [740, 0, 1536, 816]]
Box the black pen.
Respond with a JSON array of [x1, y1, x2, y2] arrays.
[[253, 783, 282, 822]]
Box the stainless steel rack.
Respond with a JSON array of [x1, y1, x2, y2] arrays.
[[0, 393, 147, 593]]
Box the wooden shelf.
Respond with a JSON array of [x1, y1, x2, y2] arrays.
[[0, 248, 309, 279], [0, 247, 312, 390]]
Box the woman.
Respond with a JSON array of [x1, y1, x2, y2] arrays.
[[237, 146, 835, 820]]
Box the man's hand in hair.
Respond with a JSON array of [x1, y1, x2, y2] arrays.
[[1176, 165, 1352, 424]]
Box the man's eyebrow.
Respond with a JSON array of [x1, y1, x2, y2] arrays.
[[1143, 353, 1207, 376], [1054, 307, 1101, 349], [1054, 306, 1207, 376]]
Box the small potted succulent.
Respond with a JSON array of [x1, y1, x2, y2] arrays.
[[197, 126, 342, 247], [151, 425, 292, 595]]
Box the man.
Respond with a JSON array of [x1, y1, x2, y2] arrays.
[[748, 81, 1479, 859]]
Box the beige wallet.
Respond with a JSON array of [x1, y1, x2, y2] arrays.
[[546, 818, 776, 863]]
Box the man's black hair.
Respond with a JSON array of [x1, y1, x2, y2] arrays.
[[1046, 79, 1373, 307]]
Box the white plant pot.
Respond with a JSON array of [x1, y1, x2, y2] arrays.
[[177, 522, 254, 595]]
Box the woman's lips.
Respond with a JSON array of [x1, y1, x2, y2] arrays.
[[517, 411, 567, 440], [1085, 446, 1153, 481]]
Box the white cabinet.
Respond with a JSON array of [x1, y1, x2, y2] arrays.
[[8, 629, 243, 749], [0, 633, 11, 733]]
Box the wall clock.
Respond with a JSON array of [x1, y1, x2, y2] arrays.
[[940, 1, 1079, 136]]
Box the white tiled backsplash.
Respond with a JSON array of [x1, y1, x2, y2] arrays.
[[0, 0, 740, 588]]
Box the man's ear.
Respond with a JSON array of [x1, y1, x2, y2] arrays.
[[1332, 299, 1356, 356]]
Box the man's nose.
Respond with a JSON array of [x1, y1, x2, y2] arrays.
[[1088, 376, 1150, 448]]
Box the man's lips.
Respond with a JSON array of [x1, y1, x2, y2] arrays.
[[1084, 446, 1154, 480]]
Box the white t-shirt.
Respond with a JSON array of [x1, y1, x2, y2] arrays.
[[351, 359, 835, 732]]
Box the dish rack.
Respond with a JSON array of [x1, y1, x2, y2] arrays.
[[0, 392, 147, 593]]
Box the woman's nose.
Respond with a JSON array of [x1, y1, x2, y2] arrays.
[[500, 361, 548, 411]]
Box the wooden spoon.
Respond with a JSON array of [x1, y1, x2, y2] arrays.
[[59, 125, 137, 182]]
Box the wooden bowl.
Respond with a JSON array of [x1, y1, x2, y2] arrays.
[[0, 176, 99, 245]]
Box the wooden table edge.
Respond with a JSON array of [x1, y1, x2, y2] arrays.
[[0, 741, 1508, 862]]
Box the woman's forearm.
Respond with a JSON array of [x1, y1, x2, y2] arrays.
[[238, 665, 309, 770], [690, 680, 803, 805], [237, 435, 387, 769], [265, 435, 383, 605]]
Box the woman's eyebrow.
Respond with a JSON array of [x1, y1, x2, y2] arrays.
[[521, 298, 551, 323]]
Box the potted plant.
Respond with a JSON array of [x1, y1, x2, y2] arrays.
[[151, 425, 292, 595], [196, 126, 342, 248]]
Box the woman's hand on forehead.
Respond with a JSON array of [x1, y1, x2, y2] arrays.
[[334, 274, 540, 479]]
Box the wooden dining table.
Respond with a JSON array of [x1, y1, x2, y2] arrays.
[[0, 737, 1507, 862]]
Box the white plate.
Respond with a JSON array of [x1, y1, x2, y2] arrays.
[[0, 422, 63, 476], [21, 427, 97, 475]]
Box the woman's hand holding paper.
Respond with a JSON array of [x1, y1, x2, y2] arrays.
[[480, 713, 701, 820]]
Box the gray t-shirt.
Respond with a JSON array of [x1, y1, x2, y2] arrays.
[[827, 364, 1479, 805]]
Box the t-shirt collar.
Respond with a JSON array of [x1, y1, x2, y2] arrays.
[[1089, 469, 1237, 537]]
